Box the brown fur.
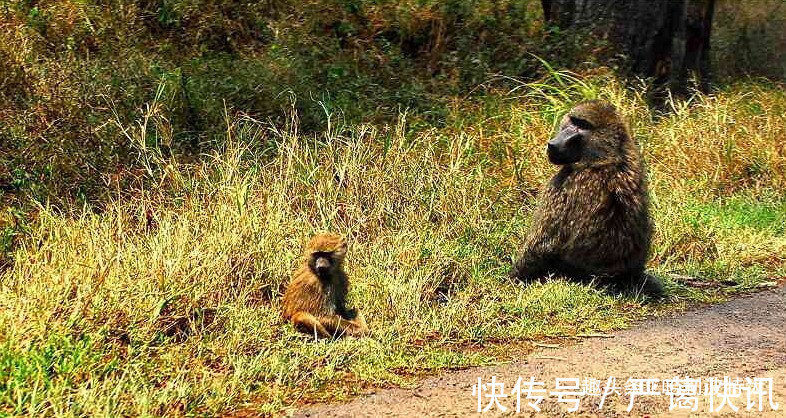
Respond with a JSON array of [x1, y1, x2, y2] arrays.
[[282, 233, 369, 338], [511, 100, 664, 297]]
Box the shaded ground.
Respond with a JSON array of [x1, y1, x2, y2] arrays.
[[298, 287, 786, 417]]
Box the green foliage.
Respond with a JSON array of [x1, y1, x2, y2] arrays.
[[713, 0, 786, 80], [2, 0, 782, 209], [0, 0, 557, 206], [0, 335, 119, 416]]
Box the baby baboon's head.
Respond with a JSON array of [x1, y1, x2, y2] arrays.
[[304, 233, 347, 278], [547, 100, 631, 167]]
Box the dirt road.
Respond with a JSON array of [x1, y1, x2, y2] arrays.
[[297, 287, 786, 417]]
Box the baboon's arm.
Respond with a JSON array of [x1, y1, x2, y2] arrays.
[[348, 311, 368, 336], [291, 311, 332, 338], [510, 246, 550, 281], [319, 313, 369, 337], [510, 197, 563, 282], [510, 219, 556, 282], [335, 299, 357, 320]]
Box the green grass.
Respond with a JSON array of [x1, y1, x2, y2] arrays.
[[1, 73, 785, 415], [686, 198, 786, 234]]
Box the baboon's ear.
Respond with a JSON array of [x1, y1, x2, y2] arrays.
[[334, 238, 348, 257], [569, 116, 594, 130]]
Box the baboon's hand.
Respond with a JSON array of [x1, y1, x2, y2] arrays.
[[511, 249, 548, 282], [344, 307, 358, 320]]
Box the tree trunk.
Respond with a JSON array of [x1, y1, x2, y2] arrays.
[[542, 0, 715, 92]]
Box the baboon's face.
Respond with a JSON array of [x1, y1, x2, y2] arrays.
[[547, 101, 624, 166], [305, 233, 347, 278], [547, 114, 591, 165]]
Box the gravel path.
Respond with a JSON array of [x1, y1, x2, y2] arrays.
[[297, 287, 786, 417]]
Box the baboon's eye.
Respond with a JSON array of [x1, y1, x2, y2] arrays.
[[570, 116, 593, 130]]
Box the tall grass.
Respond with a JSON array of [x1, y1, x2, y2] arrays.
[[1, 75, 785, 415]]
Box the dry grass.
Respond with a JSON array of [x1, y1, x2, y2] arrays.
[[1, 74, 784, 415]]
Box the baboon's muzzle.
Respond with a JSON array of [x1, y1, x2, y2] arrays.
[[547, 129, 583, 165], [315, 256, 331, 274]]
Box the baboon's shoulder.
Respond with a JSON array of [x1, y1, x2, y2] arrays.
[[282, 266, 327, 319]]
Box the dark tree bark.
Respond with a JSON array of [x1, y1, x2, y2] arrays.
[[542, 0, 715, 92]]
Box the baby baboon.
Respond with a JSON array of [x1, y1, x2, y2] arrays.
[[282, 233, 369, 338], [511, 100, 665, 297]]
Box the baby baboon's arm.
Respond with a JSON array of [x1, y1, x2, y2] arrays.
[[291, 311, 332, 338], [319, 313, 369, 337], [347, 311, 368, 336]]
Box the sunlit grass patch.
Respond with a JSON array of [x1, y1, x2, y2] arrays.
[[686, 198, 786, 234]]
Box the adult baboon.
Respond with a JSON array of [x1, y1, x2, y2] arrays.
[[510, 100, 665, 297], [282, 233, 369, 338]]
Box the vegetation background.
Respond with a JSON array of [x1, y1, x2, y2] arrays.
[[0, 0, 784, 415]]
